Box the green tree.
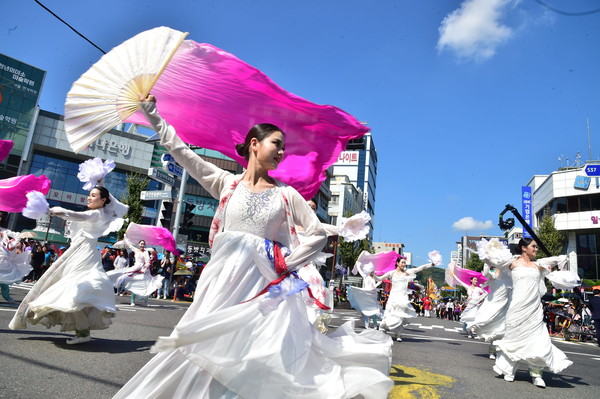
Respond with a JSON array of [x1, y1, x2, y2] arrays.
[[535, 211, 564, 257], [464, 253, 484, 272], [338, 237, 372, 270], [118, 173, 150, 238]]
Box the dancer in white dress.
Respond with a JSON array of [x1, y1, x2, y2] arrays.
[[9, 187, 127, 344], [107, 239, 163, 306], [0, 231, 32, 303], [348, 262, 382, 329], [492, 238, 572, 388], [0, 229, 32, 303], [379, 256, 434, 341], [458, 276, 488, 339], [111, 96, 393, 399], [467, 262, 512, 357]]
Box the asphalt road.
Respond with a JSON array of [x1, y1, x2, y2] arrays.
[[1, 283, 599, 399]]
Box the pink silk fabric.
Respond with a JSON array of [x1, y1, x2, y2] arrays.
[[0, 175, 51, 213], [0, 140, 14, 162], [354, 250, 402, 276], [452, 264, 490, 294], [126, 222, 179, 257], [126, 41, 369, 199]]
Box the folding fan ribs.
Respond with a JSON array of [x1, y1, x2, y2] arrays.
[[64, 26, 188, 153], [64, 26, 369, 199]]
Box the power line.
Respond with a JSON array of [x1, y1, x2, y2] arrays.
[[533, 0, 600, 16], [34, 0, 106, 54]]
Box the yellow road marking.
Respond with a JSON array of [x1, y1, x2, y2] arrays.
[[388, 364, 455, 399]]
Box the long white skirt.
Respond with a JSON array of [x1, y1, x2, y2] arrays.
[[379, 294, 416, 332], [468, 285, 510, 341], [347, 286, 381, 317], [113, 231, 393, 399], [0, 247, 32, 284], [107, 267, 164, 297], [9, 236, 116, 332], [459, 293, 486, 325]]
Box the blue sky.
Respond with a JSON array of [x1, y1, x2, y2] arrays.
[[2, 0, 600, 265]]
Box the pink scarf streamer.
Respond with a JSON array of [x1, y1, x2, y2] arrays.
[[450, 263, 490, 294], [0, 140, 14, 162], [0, 175, 51, 213], [354, 250, 401, 276], [126, 41, 368, 199], [125, 222, 179, 257]]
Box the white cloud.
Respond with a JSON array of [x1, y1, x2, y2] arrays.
[[437, 0, 514, 61], [452, 216, 493, 231]]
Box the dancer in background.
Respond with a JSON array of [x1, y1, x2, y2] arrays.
[[379, 256, 434, 341], [468, 260, 512, 359], [9, 186, 127, 344], [458, 276, 488, 339], [348, 262, 382, 329], [108, 239, 163, 306], [112, 96, 393, 399], [0, 231, 32, 303], [492, 238, 574, 388]]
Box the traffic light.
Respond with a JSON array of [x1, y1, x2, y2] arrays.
[[181, 202, 197, 230], [160, 201, 174, 229]]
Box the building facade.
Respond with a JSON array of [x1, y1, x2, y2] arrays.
[[527, 165, 600, 280], [331, 132, 377, 238], [328, 174, 363, 226]]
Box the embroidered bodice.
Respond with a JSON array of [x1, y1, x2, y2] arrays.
[[223, 183, 286, 241]]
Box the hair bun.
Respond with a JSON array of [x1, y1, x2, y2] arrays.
[[235, 143, 248, 158]]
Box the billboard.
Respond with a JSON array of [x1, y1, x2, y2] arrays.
[[0, 54, 45, 175]]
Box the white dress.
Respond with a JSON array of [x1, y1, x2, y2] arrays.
[[107, 243, 163, 297], [347, 265, 382, 319], [459, 284, 487, 326], [379, 272, 417, 332], [468, 264, 512, 341], [0, 231, 32, 284], [111, 103, 394, 399], [9, 208, 118, 332], [494, 265, 572, 374]]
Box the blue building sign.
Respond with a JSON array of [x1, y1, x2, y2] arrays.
[[522, 186, 532, 238]]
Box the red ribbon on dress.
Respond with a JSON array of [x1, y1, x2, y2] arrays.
[[242, 243, 330, 310]]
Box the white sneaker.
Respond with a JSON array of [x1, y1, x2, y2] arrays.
[[395, 335, 402, 342], [489, 354, 496, 360], [532, 377, 546, 388], [130, 302, 136, 306], [503, 375, 514, 382], [66, 336, 91, 345]]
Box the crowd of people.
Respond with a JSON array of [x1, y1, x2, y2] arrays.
[[0, 234, 204, 305]]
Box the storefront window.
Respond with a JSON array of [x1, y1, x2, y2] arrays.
[[576, 233, 599, 280]]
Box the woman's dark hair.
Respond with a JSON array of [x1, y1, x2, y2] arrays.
[[516, 237, 534, 254], [235, 123, 284, 161], [93, 186, 111, 206]]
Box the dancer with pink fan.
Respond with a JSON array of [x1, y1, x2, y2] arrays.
[[9, 159, 128, 345], [111, 95, 393, 398], [378, 251, 439, 342], [0, 230, 32, 304]]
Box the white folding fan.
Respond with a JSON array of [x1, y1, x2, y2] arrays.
[[64, 26, 188, 153]]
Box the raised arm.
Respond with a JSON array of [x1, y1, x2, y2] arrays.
[[406, 262, 434, 275], [321, 223, 338, 237], [49, 207, 101, 222], [140, 100, 233, 199]]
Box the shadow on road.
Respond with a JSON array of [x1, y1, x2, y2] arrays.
[[1, 329, 154, 353], [0, 348, 123, 388]]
